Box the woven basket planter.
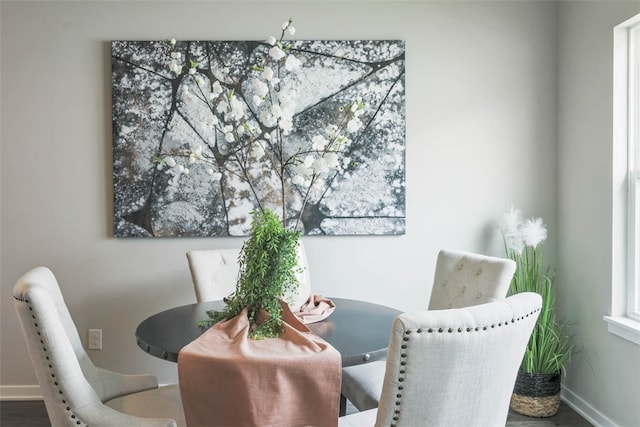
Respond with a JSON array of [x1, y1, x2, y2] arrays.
[[510, 371, 561, 417]]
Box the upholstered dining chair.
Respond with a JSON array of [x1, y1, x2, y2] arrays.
[[186, 248, 241, 303], [13, 266, 186, 427], [341, 249, 517, 412], [338, 292, 542, 427], [186, 242, 312, 310]]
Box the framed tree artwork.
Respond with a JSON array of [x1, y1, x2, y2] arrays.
[[111, 38, 405, 237]]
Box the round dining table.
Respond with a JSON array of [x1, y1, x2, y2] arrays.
[[135, 297, 402, 368]]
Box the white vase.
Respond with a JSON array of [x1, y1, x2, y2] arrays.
[[283, 243, 312, 311]]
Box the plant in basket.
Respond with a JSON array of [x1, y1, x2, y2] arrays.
[[501, 207, 578, 417]]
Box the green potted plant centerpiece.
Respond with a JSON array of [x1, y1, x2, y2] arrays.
[[501, 207, 577, 417], [199, 209, 302, 339]]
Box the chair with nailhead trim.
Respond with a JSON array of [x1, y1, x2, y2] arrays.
[[338, 292, 542, 426], [13, 266, 186, 427], [341, 249, 517, 413], [186, 242, 312, 310]]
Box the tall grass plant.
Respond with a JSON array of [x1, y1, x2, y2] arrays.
[[502, 208, 576, 374]]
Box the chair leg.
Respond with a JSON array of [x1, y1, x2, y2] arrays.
[[340, 394, 347, 416]]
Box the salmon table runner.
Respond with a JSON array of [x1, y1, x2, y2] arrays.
[[178, 302, 341, 427]]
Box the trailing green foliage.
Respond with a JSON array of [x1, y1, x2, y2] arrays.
[[200, 209, 301, 339], [505, 240, 577, 374]]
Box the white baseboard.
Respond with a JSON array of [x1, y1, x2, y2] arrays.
[[562, 385, 618, 427], [0, 385, 42, 400]]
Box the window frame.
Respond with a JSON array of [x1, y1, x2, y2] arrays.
[[605, 13, 640, 344], [626, 20, 640, 321]]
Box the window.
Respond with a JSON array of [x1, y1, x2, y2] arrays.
[[606, 13, 640, 344], [628, 23, 640, 321]]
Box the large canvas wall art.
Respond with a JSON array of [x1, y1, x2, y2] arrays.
[[111, 39, 405, 237]]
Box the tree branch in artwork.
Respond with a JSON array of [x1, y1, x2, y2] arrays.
[[154, 20, 366, 233]]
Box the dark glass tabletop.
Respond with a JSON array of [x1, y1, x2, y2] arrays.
[[135, 297, 402, 367]]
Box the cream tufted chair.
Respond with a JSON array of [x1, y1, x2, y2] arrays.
[[341, 249, 517, 412], [427, 249, 516, 310], [186, 248, 241, 303], [338, 293, 542, 427], [186, 242, 312, 310], [13, 267, 186, 427]]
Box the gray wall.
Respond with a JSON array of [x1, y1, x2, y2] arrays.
[[0, 0, 635, 425]]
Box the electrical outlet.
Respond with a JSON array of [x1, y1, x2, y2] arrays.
[[88, 329, 102, 350]]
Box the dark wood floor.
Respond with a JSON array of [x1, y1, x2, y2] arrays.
[[1, 399, 591, 426], [1, 401, 50, 427], [506, 402, 592, 427]]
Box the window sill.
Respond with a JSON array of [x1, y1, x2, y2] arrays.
[[604, 316, 640, 345]]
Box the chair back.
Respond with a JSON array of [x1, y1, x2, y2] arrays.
[[186, 242, 312, 310], [375, 292, 541, 427], [186, 248, 242, 302], [428, 249, 516, 310], [13, 267, 115, 426]]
